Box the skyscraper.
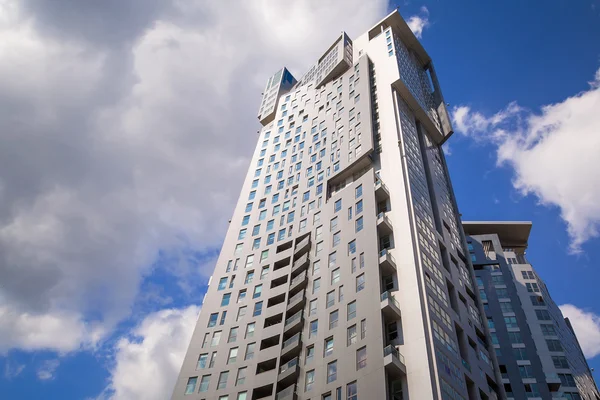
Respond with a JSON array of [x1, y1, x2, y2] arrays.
[[172, 10, 502, 400], [464, 221, 600, 400]]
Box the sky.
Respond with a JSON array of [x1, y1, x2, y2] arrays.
[[0, 0, 599, 399]]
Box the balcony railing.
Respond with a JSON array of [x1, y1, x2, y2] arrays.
[[284, 310, 302, 328], [381, 291, 401, 309], [282, 333, 300, 350], [287, 291, 304, 306], [276, 384, 296, 400], [383, 344, 405, 364], [279, 357, 299, 374], [290, 271, 307, 287]]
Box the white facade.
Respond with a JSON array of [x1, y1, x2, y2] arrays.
[[171, 10, 501, 400]]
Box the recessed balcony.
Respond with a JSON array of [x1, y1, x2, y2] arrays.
[[289, 270, 308, 296], [275, 384, 298, 400], [278, 357, 300, 386], [546, 373, 562, 392], [286, 290, 306, 314], [294, 235, 311, 257], [290, 253, 309, 277], [280, 332, 301, 359], [283, 310, 303, 336], [375, 179, 390, 202]]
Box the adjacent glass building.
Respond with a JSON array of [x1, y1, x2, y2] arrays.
[[464, 221, 600, 400], [171, 10, 503, 400]]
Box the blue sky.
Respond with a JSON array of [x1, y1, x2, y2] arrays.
[[0, 0, 599, 399]]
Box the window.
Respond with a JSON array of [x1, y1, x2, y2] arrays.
[[209, 351, 217, 368], [305, 370, 315, 391], [253, 284, 262, 299], [496, 288, 509, 298], [248, 191, 256, 200], [221, 293, 231, 307], [236, 306, 246, 321], [356, 274, 365, 292], [245, 343, 255, 360], [253, 301, 263, 316], [347, 206, 352, 220], [355, 200, 363, 214], [185, 377, 197, 394], [238, 229, 247, 240], [227, 347, 238, 364], [347, 301, 356, 320], [217, 371, 229, 389], [329, 310, 339, 329], [306, 345, 315, 364], [356, 347, 367, 369], [259, 209, 267, 221], [326, 290, 335, 308], [559, 373, 576, 387], [199, 375, 210, 392], [332, 231, 341, 247], [327, 361, 337, 383], [313, 260, 321, 276], [235, 367, 246, 386], [252, 238, 260, 249], [526, 282, 540, 293], [211, 330, 222, 347], [531, 295, 545, 306], [540, 324, 556, 336], [313, 277, 321, 294], [331, 268, 340, 285], [512, 348, 528, 361], [348, 240, 356, 255], [324, 337, 334, 357], [309, 299, 318, 316], [504, 316, 518, 328], [536, 309, 551, 320], [245, 322, 255, 338], [508, 331, 522, 344], [547, 339, 563, 352], [355, 184, 362, 198], [500, 302, 513, 313], [208, 313, 218, 328], [310, 320, 318, 338], [197, 354, 208, 370], [238, 289, 246, 303], [218, 277, 227, 291], [347, 325, 357, 345], [260, 250, 269, 261], [334, 199, 342, 212], [347, 382, 358, 400], [228, 327, 238, 343], [553, 356, 569, 369], [355, 216, 363, 232], [220, 311, 227, 325], [361, 319, 366, 339], [519, 365, 534, 379], [241, 215, 250, 226], [260, 266, 269, 280], [522, 270, 535, 279]]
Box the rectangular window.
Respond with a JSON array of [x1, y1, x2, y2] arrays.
[[221, 293, 231, 307], [361, 319, 366, 339], [217, 371, 229, 389], [329, 310, 339, 329], [355, 216, 363, 232], [334, 199, 342, 212], [310, 320, 318, 338], [237, 289, 246, 303], [356, 347, 367, 370], [185, 377, 197, 394], [536, 309, 551, 320], [326, 290, 335, 308], [347, 382, 357, 400], [356, 274, 365, 292], [227, 347, 238, 364], [253, 284, 262, 299], [347, 324, 357, 346], [306, 345, 315, 364], [305, 370, 315, 392], [197, 353, 208, 370], [330, 216, 338, 231], [235, 367, 246, 386], [245, 322, 255, 339], [218, 277, 227, 291], [245, 342, 255, 360], [208, 313, 218, 328], [331, 268, 340, 285], [236, 306, 246, 321], [228, 327, 238, 343], [332, 231, 341, 247], [355, 185, 362, 198], [327, 361, 337, 383], [211, 331, 222, 347], [313, 277, 321, 294], [347, 301, 356, 320], [324, 337, 334, 357], [348, 240, 356, 255], [355, 200, 363, 214], [220, 311, 227, 325], [253, 301, 263, 316], [547, 339, 563, 352], [199, 375, 210, 392], [504, 316, 518, 328]]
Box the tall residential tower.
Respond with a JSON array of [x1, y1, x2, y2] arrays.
[[464, 221, 600, 400], [172, 10, 502, 400]]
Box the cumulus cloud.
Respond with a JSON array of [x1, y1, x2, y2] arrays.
[[96, 305, 200, 400], [0, 0, 389, 355], [452, 68, 600, 253], [559, 304, 600, 359], [406, 6, 430, 38]]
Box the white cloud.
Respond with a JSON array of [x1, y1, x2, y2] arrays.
[[37, 359, 60, 381], [559, 304, 600, 359], [452, 68, 600, 253], [4, 361, 25, 379], [406, 6, 430, 38], [0, 0, 390, 354], [96, 305, 200, 400]]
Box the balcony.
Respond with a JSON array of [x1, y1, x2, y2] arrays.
[[284, 310, 303, 336], [383, 345, 406, 377], [289, 270, 308, 296], [381, 291, 402, 320], [375, 179, 390, 202], [379, 248, 397, 275], [278, 357, 300, 386], [545, 373, 562, 392], [377, 212, 393, 234], [281, 332, 301, 358], [275, 384, 297, 400], [294, 235, 310, 257], [290, 253, 309, 276], [286, 290, 306, 314]]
